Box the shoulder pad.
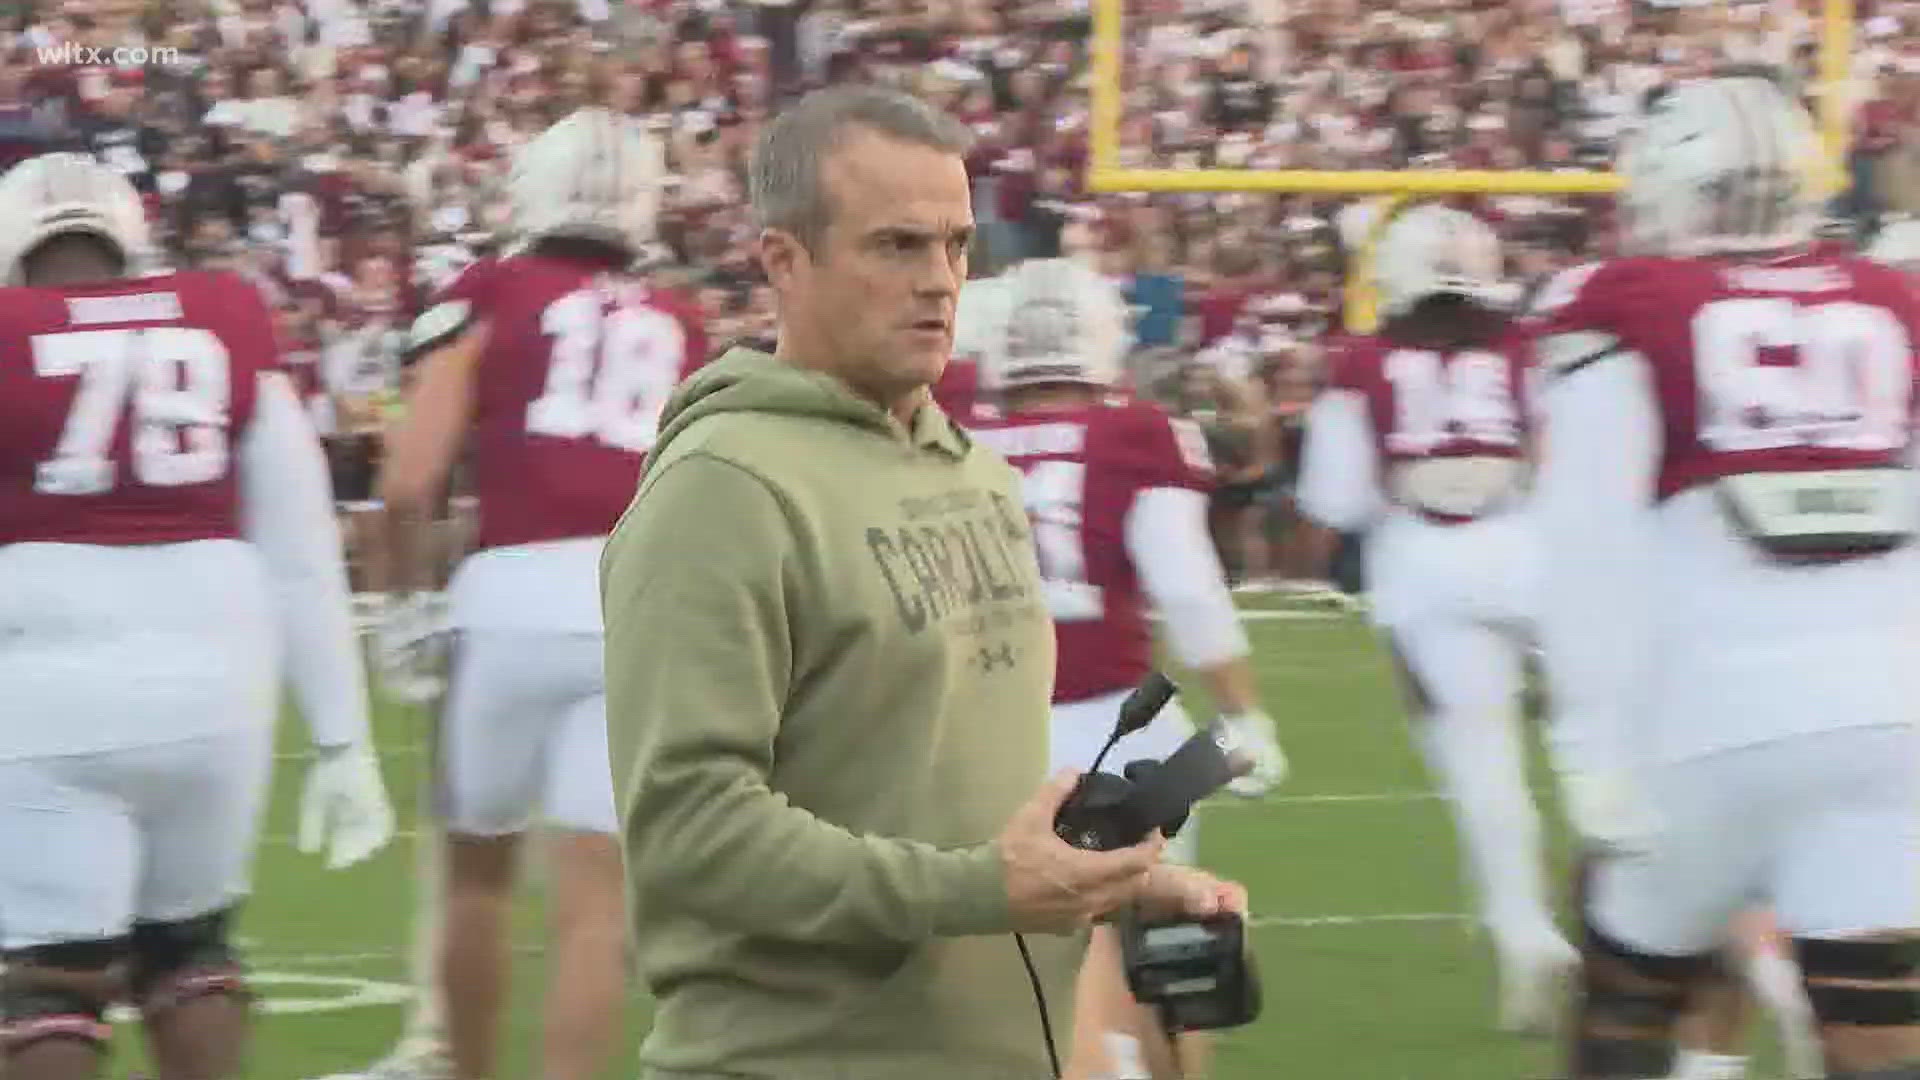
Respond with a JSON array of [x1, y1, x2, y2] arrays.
[[1165, 414, 1215, 477], [1528, 261, 1604, 319], [1321, 335, 1378, 388], [1536, 329, 1625, 380], [405, 299, 473, 361]]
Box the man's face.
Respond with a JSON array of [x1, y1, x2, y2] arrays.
[[678, 42, 710, 83], [762, 128, 973, 409], [611, 71, 643, 110], [357, 255, 394, 293]]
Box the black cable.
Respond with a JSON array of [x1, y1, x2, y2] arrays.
[[1014, 933, 1062, 1080]]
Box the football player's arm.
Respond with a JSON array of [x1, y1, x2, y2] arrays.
[[1520, 362, 1548, 463], [377, 320, 486, 594], [1295, 388, 1386, 534], [1123, 486, 1257, 711], [238, 371, 373, 750], [1533, 333, 1660, 785], [1225, 374, 1276, 479], [603, 454, 1012, 945]]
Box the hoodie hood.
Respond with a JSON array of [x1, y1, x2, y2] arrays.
[[650, 346, 970, 472]]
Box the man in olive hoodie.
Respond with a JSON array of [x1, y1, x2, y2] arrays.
[[600, 86, 1249, 1080]]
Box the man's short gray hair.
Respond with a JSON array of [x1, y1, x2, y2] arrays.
[[749, 84, 975, 247]]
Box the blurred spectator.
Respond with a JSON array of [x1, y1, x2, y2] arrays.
[[2, 0, 1894, 593], [1850, 56, 1920, 231]]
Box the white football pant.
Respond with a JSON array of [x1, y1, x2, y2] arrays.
[[1362, 510, 1561, 949], [435, 630, 618, 838], [1590, 725, 1920, 956], [0, 727, 273, 948], [1389, 615, 1561, 947]]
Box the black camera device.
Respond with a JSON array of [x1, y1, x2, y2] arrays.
[[1051, 672, 1264, 1033]]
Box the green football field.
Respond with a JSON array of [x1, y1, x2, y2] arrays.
[[102, 597, 1792, 1079]]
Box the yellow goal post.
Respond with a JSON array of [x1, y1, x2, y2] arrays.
[[1086, 0, 1857, 331]]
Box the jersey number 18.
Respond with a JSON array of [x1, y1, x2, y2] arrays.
[[525, 290, 685, 453], [1015, 459, 1106, 623]]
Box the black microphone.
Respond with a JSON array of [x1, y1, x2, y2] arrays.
[[1124, 719, 1248, 834], [1085, 672, 1177, 778]]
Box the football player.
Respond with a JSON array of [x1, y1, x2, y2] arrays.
[[1296, 203, 1577, 1035], [1868, 216, 1920, 277], [1532, 72, 1920, 1079], [1665, 909, 1822, 1080], [932, 270, 1013, 416], [1662, 205, 1920, 1080], [367, 107, 707, 1080], [0, 153, 394, 1079], [967, 257, 1287, 1080]]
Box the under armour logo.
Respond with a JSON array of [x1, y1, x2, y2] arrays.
[[976, 642, 1016, 672]]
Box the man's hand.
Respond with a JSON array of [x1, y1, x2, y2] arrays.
[[1133, 864, 1251, 923], [298, 743, 397, 870], [998, 771, 1168, 934]]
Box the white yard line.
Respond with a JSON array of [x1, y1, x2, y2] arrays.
[[259, 789, 1445, 845], [1249, 912, 1470, 929], [250, 943, 550, 969], [1228, 608, 1348, 622], [264, 828, 421, 847], [247, 912, 1474, 971], [1200, 790, 1441, 809]]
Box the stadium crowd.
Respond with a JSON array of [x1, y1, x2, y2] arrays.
[[2, 0, 1917, 585]]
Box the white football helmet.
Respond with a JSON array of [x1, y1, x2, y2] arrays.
[[1371, 203, 1507, 320], [0, 152, 153, 285], [986, 257, 1132, 391], [1867, 218, 1920, 276], [953, 272, 1014, 365], [506, 107, 665, 257], [1617, 74, 1825, 257]]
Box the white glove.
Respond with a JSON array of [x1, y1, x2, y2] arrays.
[[373, 593, 450, 704], [1559, 768, 1662, 856], [1740, 946, 1823, 1080], [299, 743, 397, 870], [1218, 710, 1288, 797]]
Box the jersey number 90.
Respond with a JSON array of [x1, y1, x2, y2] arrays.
[[1692, 298, 1914, 453]]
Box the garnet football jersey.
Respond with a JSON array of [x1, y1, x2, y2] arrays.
[[1325, 331, 1531, 520], [930, 355, 979, 419], [1329, 333, 1531, 463], [1533, 254, 1920, 500], [1532, 253, 1920, 767], [429, 254, 709, 550], [0, 270, 277, 546], [969, 394, 1214, 703]]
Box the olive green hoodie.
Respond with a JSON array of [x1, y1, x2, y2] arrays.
[[601, 347, 1082, 1079]]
